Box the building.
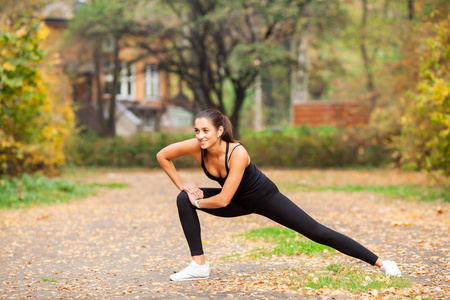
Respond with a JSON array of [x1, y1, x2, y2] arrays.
[[42, 0, 193, 137]]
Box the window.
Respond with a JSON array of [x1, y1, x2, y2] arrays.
[[102, 36, 114, 53], [144, 64, 160, 101], [103, 62, 135, 100], [104, 74, 114, 95], [143, 113, 155, 131], [103, 61, 114, 95], [118, 62, 135, 100]]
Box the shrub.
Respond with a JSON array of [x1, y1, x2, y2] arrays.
[[0, 18, 75, 176], [395, 13, 449, 178], [66, 126, 393, 169]]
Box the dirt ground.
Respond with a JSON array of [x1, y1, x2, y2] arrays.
[[0, 168, 449, 299]]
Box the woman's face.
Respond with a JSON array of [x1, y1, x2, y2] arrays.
[[194, 117, 222, 149]]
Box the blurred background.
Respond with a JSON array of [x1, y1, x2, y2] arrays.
[[0, 0, 448, 178]]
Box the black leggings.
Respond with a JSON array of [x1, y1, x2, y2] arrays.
[[176, 188, 378, 265]]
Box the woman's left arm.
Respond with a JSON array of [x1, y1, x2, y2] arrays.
[[187, 147, 248, 209]]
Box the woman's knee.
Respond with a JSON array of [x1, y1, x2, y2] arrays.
[[176, 191, 191, 210]]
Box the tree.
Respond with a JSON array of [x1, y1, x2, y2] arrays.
[[407, 0, 414, 20], [0, 0, 44, 26], [0, 15, 75, 176], [396, 1, 449, 178], [138, 0, 346, 134], [66, 0, 140, 137], [324, 0, 409, 109], [288, 0, 347, 117], [137, 0, 307, 134], [359, 0, 377, 109]]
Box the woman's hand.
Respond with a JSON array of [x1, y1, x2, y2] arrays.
[[180, 182, 202, 197], [187, 190, 204, 206]]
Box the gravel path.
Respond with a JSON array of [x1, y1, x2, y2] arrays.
[[0, 168, 449, 299]]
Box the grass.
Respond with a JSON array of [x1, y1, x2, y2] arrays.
[[287, 263, 412, 293], [223, 226, 412, 294], [0, 173, 129, 209], [240, 124, 340, 137], [221, 227, 334, 261], [89, 182, 130, 189], [281, 183, 449, 202], [41, 278, 57, 282]]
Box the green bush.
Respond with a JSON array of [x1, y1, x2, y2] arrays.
[[241, 126, 392, 168], [66, 130, 198, 168], [66, 126, 393, 168]]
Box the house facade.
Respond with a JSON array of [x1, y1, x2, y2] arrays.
[[42, 0, 193, 137]]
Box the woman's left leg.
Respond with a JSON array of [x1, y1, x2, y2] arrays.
[[170, 188, 251, 281], [250, 192, 379, 265], [176, 188, 251, 257]]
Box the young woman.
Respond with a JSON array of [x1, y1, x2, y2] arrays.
[[157, 109, 401, 281]]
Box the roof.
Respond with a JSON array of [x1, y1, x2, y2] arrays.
[[41, 1, 73, 20]]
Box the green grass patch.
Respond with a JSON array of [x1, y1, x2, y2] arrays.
[[223, 226, 412, 294], [221, 227, 334, 261], [0, 174, 128, 209], [287, 263, 411, 293], [89, 182, 130, 189], [281, 183, 449, 202], [41, 278, 57, 282]]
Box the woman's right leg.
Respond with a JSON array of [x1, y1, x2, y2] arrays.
[[250, 192, 379, 265], [176, 188, 251, 256]]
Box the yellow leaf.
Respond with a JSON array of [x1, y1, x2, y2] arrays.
[[2, 61, 15, 72], [37, 23, 50, 40], [15, 27, 27, 37]]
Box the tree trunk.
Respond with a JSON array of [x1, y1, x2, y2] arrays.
[[360, 0, 377, 109], [408, 0, 414, 20], [93, 45, 107, 136], [254, 73, 262, 131], [290, 29, 310, 124], [190, 81, 209, 113], [231, 85, 246, 139], [290, 36, 298, 113], [290, 32, 309, 103], [297, 33, 309, 103], [230, 111, 240, 140], [107, 36, 120, 137]]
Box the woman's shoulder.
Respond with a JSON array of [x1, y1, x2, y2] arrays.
[[228, 142, 250, 163], [168, 138, 201, 155], [182, 138, 202, 151], [230, 141, 246, 152], [177, 138, 202, 161], [173, 138, 196, 145]]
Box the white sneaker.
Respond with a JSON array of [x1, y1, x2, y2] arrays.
[[381, 260, 402, 276], [169, 261, 210, 281]]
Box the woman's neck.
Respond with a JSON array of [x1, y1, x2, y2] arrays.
[[205, 140, 226, 159]]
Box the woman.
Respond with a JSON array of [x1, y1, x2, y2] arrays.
[[157, 109, 401, 281]]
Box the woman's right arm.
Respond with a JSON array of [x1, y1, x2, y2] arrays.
[[156, 138, 202, 194]]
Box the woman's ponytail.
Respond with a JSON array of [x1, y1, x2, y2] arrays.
[[220, 114, 235, 143]]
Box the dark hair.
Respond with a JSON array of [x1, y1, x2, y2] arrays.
[[194, 109, 235, 143]]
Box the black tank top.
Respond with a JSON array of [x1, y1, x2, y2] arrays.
[[201, 142, 278, 200]]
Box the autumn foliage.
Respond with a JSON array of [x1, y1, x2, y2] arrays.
[[396, 4, 449, 177], [0, 1, 448, 179], [0, 18, 75, 176]]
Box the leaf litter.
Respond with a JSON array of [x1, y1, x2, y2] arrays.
[[0, 168, 448, 299]]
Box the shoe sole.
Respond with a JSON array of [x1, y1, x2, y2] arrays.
[[170, 276, 210, 282]]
